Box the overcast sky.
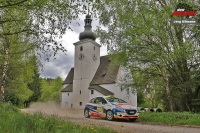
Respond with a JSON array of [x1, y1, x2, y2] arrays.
[[40, 15, 107, 80]]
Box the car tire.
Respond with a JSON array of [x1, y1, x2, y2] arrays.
[[129, 118, 137, 122], [106, 110, 114, 121], [84, 109, 90, 118]]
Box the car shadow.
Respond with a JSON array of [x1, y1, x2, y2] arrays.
[[89, 117, 139, 123]]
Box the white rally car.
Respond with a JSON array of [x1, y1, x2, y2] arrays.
[[84, 96, 139, 121]]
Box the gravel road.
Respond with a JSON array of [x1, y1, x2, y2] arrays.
[[20, 102, 200, 133]]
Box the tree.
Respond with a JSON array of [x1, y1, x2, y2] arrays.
[[0, 29, 35, 105], [39, 77, 63, 103], [50, 77, 63, 103], [93, 0, 200, 111], [24, 56, 42, 107], [0, 0, 80, 51], [39, 78, 52, 102], [0, 0, 88, 103]]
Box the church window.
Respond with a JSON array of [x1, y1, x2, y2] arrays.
[[80, 102, 82, 106], [94, 46, 95, 50], [91, 90, 94, 94], [80, 90, 81, 94], [68, 93, 69, 96], [80, 46, 83, 51]]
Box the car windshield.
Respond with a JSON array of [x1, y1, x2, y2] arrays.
[[106, 97, 127, 103]]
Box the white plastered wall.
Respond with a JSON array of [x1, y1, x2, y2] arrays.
[[61, 92, 73, 109], [73, 39, 100, 81], [72, 79, 90, 109], [61, 84, 68, 109], [72, 39, 101, 109], [99, 84, 137, 106], [99, 67, 137, 107]]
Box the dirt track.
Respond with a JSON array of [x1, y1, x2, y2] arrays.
[[20, 102, 200, 133]]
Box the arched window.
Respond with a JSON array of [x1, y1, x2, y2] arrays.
[[80, 46, 83, 51]]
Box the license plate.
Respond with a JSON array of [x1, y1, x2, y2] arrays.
[[129, 111, 135, 113]]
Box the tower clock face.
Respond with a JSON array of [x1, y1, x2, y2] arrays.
[[93, 54, 97, 61], [79, 53, 84, 60]]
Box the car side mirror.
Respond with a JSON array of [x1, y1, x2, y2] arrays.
[[98, 102, 102, 105]]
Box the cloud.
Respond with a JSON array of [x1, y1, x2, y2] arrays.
[[40, 51, 74, 79]]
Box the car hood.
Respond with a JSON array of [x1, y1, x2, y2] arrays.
[[111, 102, 137, 110]]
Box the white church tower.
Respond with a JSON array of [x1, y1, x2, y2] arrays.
[[72, 14, 101, 109]]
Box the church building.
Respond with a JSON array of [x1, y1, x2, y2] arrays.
[[60, 14, 137, 109]]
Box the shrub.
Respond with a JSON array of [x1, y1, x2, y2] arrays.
[[0, 102, 19, 113], [191, 99, 200, 113]]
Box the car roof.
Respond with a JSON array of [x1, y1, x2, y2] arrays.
[[90, 95, 115, 99], [89, 95, 117, 100], [103, 95, 116, 98]]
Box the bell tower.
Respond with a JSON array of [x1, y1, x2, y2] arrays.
[[72, 14, 101, 109]]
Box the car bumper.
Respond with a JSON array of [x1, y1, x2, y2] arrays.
[[114, 112, 139, 119]]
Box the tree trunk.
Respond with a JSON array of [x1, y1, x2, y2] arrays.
[[0, 91, 3, 104], [161, 66, 173, 111], [0, 47, 9, 104]]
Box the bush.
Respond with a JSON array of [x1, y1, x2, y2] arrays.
[[0, 102, 19, 113], [191, 99, 200, 113]]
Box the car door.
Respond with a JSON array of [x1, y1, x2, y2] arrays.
[[88, 98, 96, 111], [95, 97, 108, 117], [92, 97, 101, 117], [100, 97, 108, 117], [88, 97, 99, 117]]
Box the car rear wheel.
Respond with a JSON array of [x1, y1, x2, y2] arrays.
[[106, 110, 114, 121], [84, 110, 90, 118], [129, 118, 137, 122]]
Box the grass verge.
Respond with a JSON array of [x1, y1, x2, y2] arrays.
[[138, 112, 200, 126], [0, 103, 117, 133]]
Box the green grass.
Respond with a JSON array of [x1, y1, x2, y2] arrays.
[[2, 102, 200, 133], [138, 112, 200, 126], [0, 103, 117, 133]]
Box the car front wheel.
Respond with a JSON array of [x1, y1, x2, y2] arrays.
[[106, 110, 114, 121], [84, 109, 90, 118]]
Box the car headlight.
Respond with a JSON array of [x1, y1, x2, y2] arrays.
[[115, 106, 125, 111]]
